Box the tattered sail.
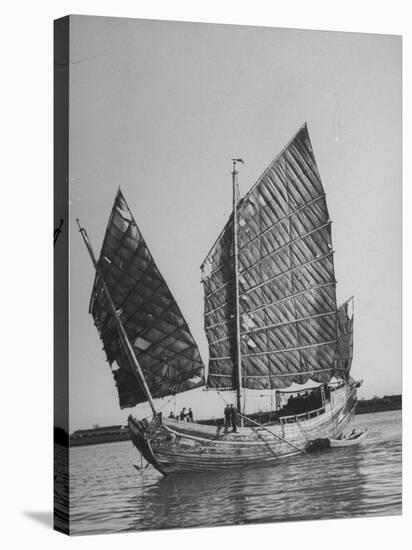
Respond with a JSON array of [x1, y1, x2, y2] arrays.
[[334, 298, 354, 379], [202, 124, 340, 390], [90, 190, 205, 408]]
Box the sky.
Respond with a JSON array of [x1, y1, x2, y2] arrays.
[[67, 16, 401, 431]]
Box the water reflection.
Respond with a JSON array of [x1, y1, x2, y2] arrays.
[[54, 444, 69, 533], [68, 411, 401, 535], [128, 446, 368, 531]]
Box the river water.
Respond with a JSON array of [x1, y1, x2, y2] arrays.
[[68, 410, 401, 535]]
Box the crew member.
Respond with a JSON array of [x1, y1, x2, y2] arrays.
[[230, 404, 238, 433], [224, 404, 231, 432]]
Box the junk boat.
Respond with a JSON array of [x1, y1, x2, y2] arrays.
[[78, 123, 364, 475]]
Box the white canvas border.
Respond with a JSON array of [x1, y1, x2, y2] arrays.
[[1, 1, 409, 548]]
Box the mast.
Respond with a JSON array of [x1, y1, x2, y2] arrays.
[[232, 159, 243, 421], [76, 218, 157, 415]]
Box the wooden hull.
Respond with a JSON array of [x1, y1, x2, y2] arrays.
[[128, 383, 357, 475]]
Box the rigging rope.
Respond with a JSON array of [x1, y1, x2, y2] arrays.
[[215, 391, 308, 456], [138, 392, 176, 422], [216, 392, 292, 471], [296, 417, 312, 442], [237, 412, 309, 456], [330, 390, 339, 437]]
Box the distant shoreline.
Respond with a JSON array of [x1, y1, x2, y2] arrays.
[[355, 394, 401, 415], [67, 395, 401, 447]]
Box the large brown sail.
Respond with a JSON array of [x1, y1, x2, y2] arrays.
[[202, 124, 341, 390], [90, 190, 205, 408]]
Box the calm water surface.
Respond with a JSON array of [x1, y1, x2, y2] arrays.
[[69, 410, 401, 535]]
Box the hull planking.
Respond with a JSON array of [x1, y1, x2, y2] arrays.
[[128, 383, 357, 475]]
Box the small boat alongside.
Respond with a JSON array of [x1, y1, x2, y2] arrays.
[[305, 428, 368, 453], [330, 428, 368, 447]]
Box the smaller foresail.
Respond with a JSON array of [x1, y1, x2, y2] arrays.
[[90, 190, 205, 408], [334, 298, 354, 379]]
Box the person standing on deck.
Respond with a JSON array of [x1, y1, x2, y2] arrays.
[[230, 404, 238, 433], [224, 404, 231, 432], [187, 408, 193, 422], [180, 408, 187, 421]]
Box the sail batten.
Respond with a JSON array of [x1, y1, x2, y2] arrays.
[[208, 310, 337, 346], [200, 194, 328, 284], [204, 253, 335, 318], [90, 190, 205, 408], [238, 194, 327, 252], [206, 282, 337, 329], [209, 340, 337, 360], [211, 368, 335, 378], [202, 124, 344, 390]]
